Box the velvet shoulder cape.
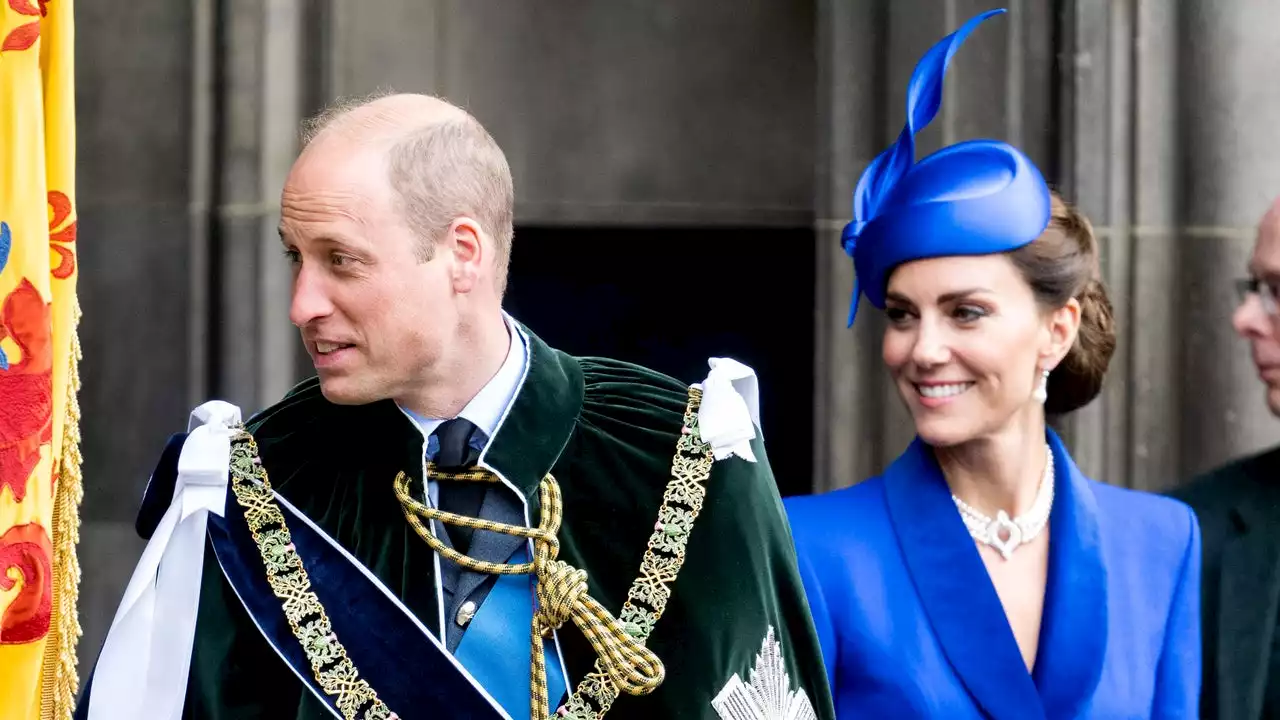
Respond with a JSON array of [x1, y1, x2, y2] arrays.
[[174, 326, 834, 719]]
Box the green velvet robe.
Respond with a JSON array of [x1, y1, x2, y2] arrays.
[[182, 327, 835, 719]]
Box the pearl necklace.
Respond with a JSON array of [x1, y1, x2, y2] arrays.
[[951, 444, 1054, 560]]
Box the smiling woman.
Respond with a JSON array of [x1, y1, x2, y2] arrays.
[[784, 8, 1202, 720], [880, 193, 1116, 449]]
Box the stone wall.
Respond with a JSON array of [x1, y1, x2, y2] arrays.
[[72, 0, 1280, 680]]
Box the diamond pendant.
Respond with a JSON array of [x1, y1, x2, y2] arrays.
[[986, 510, 1022, 560]]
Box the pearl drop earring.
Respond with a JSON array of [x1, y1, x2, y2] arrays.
[[1033, 368, 1050, 403]]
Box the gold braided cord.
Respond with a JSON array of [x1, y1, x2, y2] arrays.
[[41, 300, 84, 720], [394, 469, 665, 720], [394, 385, 714, 720], [394, 469, 545, 575], [228, 432, 398, 720]]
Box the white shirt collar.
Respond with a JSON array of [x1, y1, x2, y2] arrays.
[[398, 315, 527, 445]]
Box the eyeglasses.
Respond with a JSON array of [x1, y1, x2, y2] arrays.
[[1236, 276, 1280, 317]]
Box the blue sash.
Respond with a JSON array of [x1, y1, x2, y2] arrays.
[[208, 488, 509, 719], [455, 545, 569, 716]]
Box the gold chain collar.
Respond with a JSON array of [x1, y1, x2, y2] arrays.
[[228, 433, 397, 720], [225, 386, 714, 720]]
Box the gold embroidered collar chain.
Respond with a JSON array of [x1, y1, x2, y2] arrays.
[[393, 386, 715, 720], [228, 433, 397, 720], [226, 386, 714, 720]]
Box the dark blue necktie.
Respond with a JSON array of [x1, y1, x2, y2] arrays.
[[433, 418, 484, 552]]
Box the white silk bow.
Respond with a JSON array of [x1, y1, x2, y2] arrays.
[[86, 401, 242, 720], [697, 357, 762, 463]]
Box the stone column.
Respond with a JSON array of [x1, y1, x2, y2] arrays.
[[74, 0, 202, 679], [1059, 0, 1280, 490], [1173, 0, 1280, 480], [74, 0, 311, 677], [210, 0, 307, 411], [1054, 0, 1139, 483]]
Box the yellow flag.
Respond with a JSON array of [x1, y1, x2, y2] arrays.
[[0, 0, 83, 718]]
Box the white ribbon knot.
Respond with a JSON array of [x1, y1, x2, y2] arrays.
[[86, 400, 242, 720], [697, 357, 762, 463]]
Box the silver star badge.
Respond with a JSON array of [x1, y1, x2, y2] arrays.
[[712, 626, 816, 720]]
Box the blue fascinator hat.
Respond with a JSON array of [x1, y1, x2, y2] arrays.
[[842, 8, 1051, 326]]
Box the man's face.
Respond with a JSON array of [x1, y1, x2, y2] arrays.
[[1235, 216, 1280, 416], [278, 141, 458, 406]]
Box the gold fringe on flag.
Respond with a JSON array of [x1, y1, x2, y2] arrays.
[[40, 300, 83, 720]]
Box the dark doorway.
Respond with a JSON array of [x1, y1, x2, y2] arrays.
[[503, 226, 815, 498]]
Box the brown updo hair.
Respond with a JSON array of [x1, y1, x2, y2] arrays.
[[1008, 192, 1117, 415]]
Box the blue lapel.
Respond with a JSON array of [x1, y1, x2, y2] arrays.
[[884, 437, 1045, 720], [1031, 428, 1107, 719]]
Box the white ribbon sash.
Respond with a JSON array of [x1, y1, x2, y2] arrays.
[[86, 401, 242, 720], [697, 357, 763, 462]]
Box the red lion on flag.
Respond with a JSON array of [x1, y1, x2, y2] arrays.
[[0, 221, 54, 504]]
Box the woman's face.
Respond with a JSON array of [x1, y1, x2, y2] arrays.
[[881, 253, 1076, 447]]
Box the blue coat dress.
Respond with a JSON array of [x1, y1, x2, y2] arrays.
[[785, 429, 1201, 719]]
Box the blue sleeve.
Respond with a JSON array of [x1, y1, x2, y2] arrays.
[[787, 503, 839, 694], [1151, 503, 1203, 718]]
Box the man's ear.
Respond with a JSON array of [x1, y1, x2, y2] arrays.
[[448, 217, 485, 293]]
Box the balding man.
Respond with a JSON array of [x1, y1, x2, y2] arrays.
[[1173, 197, 1280, 720], [76, 94, 835, 720]]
